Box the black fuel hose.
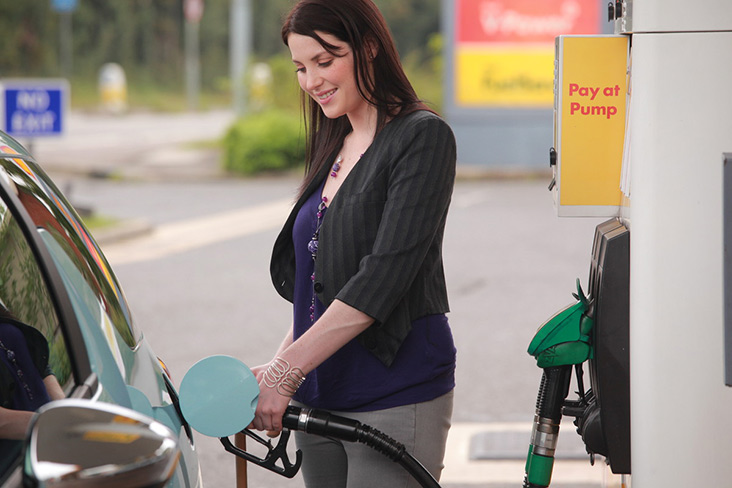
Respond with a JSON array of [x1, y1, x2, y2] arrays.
[[283, 406, 442, 488]]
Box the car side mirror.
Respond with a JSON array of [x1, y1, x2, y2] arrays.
[[23, 399, 180, 488]]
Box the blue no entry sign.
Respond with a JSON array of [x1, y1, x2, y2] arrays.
[[1, 79, 69, 138]]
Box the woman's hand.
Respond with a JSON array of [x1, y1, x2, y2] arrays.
[[251, 377, 292, 433], [250, 363, 268, 382], [247, 302, 373, 433]]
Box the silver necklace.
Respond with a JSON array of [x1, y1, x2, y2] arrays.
[[307, 155, 343, 321]]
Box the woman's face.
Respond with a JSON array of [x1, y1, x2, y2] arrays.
[[288, 31, 370, 120]]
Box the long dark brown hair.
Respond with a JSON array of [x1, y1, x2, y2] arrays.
[[281, 0, 431, 197]]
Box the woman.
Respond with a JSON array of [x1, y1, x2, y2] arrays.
[[252, 1, 457, 486]]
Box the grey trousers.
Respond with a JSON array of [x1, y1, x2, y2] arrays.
[[292, 390, 454, 488]]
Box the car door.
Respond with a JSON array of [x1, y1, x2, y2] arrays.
[[0, 148, 88, 486], [0, 139, 201, 487]]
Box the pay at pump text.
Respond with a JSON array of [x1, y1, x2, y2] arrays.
[[568, 83, 621, 100], [568, 83, 621, 119]]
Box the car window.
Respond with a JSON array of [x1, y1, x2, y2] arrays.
[[38, 228, 135, 388], [0, 171, 73, 481], [0, 148, 140, 348]]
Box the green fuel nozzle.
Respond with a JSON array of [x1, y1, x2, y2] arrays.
[[523, 280, 594, 488]]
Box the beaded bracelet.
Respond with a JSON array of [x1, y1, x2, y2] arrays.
[[262, 357, 306, 397]]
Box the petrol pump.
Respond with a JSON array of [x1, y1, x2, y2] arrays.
[[523, 1, 732, 487]]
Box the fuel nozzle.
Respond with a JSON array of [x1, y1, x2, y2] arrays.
[[523, 280, 593, 487]]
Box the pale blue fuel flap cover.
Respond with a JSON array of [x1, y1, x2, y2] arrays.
[[179, 355, 259, 437]]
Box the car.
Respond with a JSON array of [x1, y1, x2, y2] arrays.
[[0, 129, 203, 487]]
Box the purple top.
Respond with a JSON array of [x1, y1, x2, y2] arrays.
[[291, 181, 456, 411], [0, 322, 51, 412], [0, 321, 52, 467]]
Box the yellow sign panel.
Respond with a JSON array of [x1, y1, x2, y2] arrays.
[[556, 36, 629, 214], [456, 47, 554, 107]]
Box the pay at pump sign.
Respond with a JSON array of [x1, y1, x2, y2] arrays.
[[0, 79, 69, 138]]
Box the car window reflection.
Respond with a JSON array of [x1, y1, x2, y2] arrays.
[[0, 154, 140, 348], [0, 194, 69, 479], [39, 229, 134, 389]]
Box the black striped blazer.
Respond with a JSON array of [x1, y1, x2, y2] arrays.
[[270, 110, 457, 366]]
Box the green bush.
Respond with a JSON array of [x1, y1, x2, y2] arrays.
[[265, 54, 303, 113], [223, 110, 305, 175]]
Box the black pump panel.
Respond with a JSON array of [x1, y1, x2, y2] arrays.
[[586, 219, 631, 474]]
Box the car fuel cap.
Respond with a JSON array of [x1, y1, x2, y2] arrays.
[[179, 355, 259, 437]]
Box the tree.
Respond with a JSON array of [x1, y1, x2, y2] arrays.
[[0, 0, 442, 108]]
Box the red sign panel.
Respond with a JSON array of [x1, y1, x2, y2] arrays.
[[457, 0, 599, 44]]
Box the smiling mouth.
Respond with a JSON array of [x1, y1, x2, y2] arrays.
[[317, 89, 336, 100]]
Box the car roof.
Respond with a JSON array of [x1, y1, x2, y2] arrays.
[[0, 130, 34, 160]]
